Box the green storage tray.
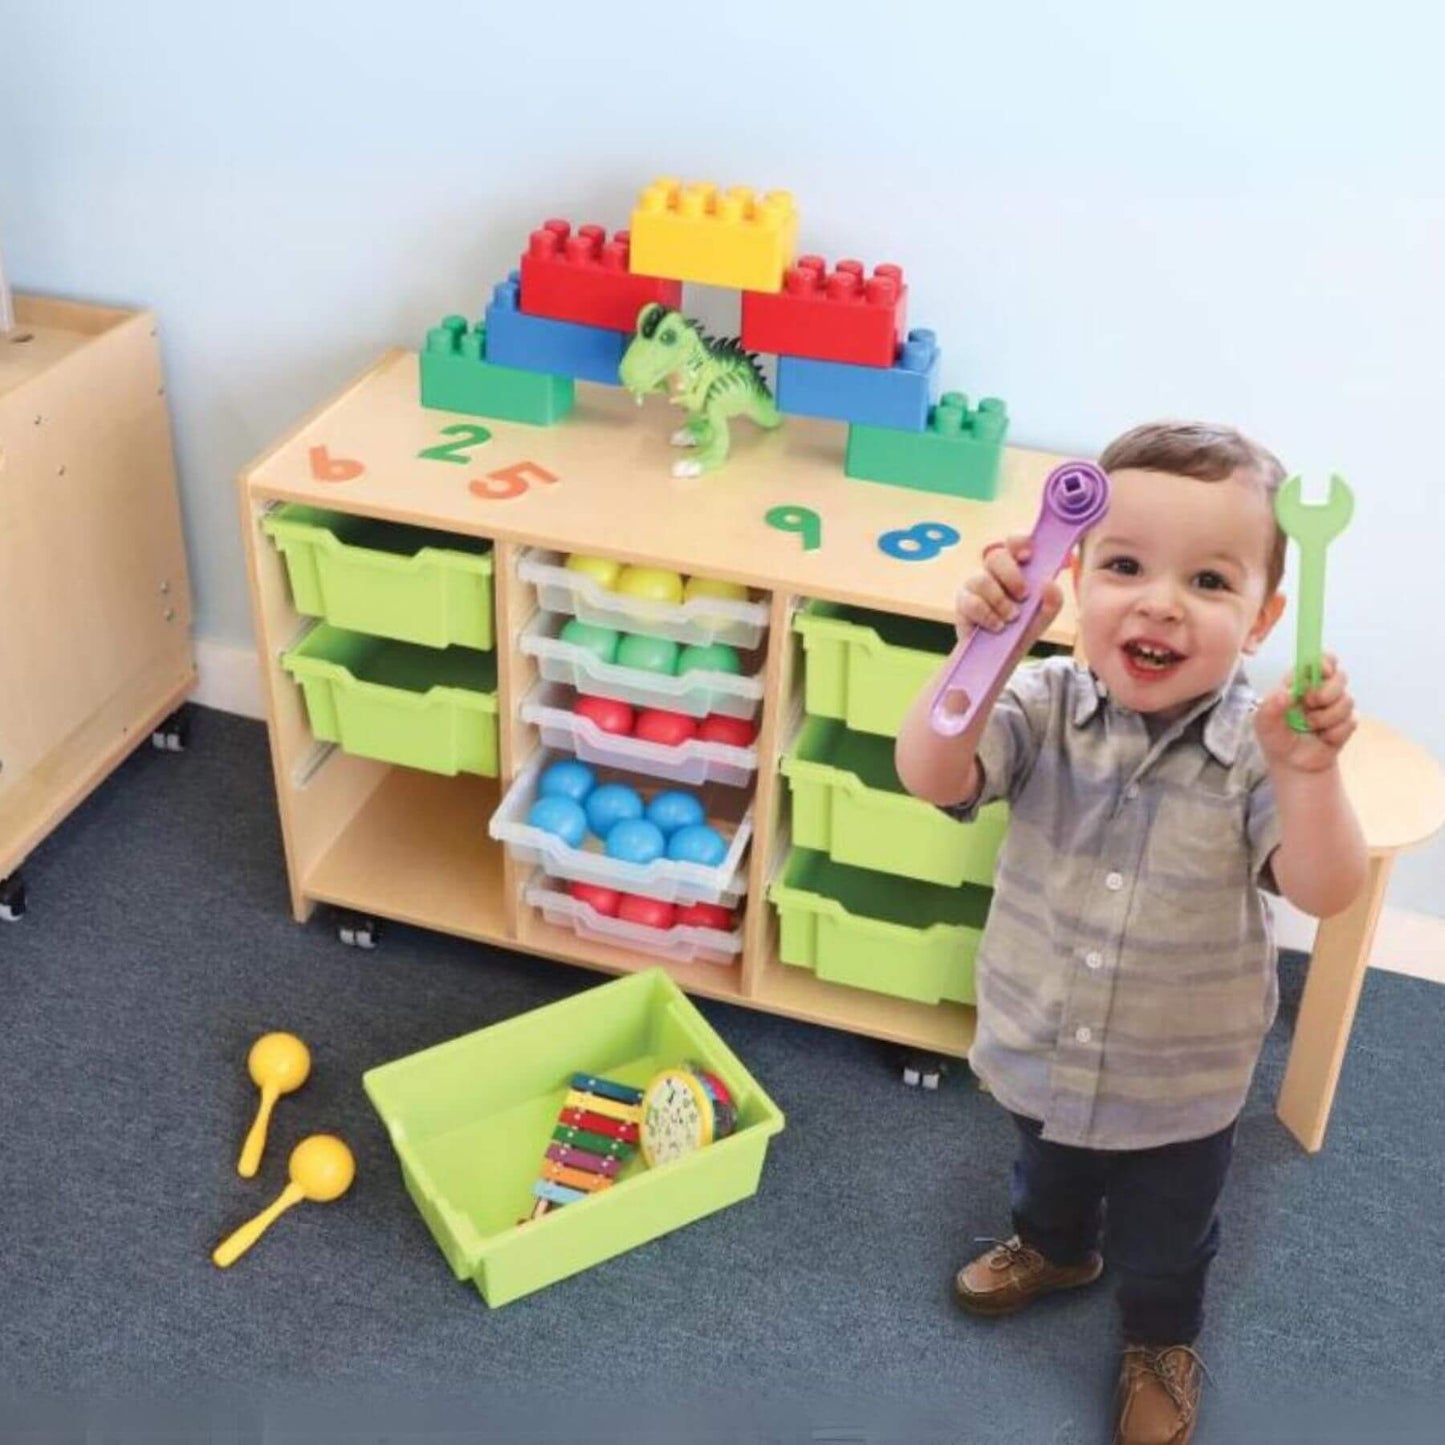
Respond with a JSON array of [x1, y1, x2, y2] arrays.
[[793, 600, 955, 737], [281, 624, 499, 776], [362, 968, 785, 1307], [780, 715, 1008, 888], [769, 848, 990, 1006], [263, 504, 495, 650]]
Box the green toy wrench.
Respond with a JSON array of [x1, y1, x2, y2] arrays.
[[1274, 474, 1354, 733]]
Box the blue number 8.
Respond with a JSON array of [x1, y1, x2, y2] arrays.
[[878, 522, 961, 561]]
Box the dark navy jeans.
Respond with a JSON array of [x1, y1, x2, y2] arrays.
[[1008, 1111, 1237, 1345]]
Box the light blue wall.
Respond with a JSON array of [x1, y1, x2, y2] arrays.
[[3, 1, 1442, 912]]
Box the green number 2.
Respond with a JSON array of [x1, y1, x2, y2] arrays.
[[418, 423, 493, 464]]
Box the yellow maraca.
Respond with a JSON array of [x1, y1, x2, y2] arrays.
[[237, 1032, 311, 1178], [212, 1134, 355, 1269]]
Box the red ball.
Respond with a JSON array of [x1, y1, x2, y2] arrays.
[[568, 881, 622, 916], [696, 714, 758, 747], [633, 708, 699, 747], [574, 694, 635, 736], [617, 893, 678, 929], [674, 900, 735, 931]]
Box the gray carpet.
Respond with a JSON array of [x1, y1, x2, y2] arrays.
[[2, 708, 1442, 1443]]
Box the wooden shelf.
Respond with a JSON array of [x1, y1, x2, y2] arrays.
[[241, 345, 1054, 1060], [305, 767, 508, 941]]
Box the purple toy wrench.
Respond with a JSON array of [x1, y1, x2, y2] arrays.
[[929, 460, 1111, 736]]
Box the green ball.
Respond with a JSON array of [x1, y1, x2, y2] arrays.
[[617, 632, 681, 675], [561, 618, 621, 665], [677, 642, 742, 676]]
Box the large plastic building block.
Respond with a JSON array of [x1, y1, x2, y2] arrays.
[[519, 221, 682, 332], [420, 315, 574, 425], [844, 393, 1010, 500], [741, 256, 907, 367], [776, 329, 940, 432], [484, 273, 626, 386], [628, 178, 799, 292]]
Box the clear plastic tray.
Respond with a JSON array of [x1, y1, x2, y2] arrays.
[[519, 609, 764, 720], [523, 871, 743, 966], [521, 682, 759, 789], [517, 548, 770, 649], [490, 752, 753, 907]]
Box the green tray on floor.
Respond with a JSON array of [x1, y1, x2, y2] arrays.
[[780, 715, 1007, 888], [363, 969, 785, 1307], [769, 848, 990, 1006], [281, 624, 499, 776], [263, 504, 494, 650]]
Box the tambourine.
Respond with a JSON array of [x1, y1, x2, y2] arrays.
[[639, 1064, 737, 1168]]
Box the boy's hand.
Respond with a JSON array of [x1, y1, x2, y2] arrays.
[[956, 535, 1064, 649], [1254, 653, 1358, 773]]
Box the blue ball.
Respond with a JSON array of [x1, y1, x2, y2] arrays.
[[584, 782, 643, 840], [526, 795, 587, 848], [605, 817, 666, 865], [539, 758, 595, 805], [666, 823, 728, 866], [645, 789, 706, 836]]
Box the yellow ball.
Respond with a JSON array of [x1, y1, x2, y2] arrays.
[[565, 553, 622, 590], [615, 565, 684, 604], [684, 576, 749, 604]]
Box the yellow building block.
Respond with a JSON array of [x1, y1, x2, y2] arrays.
[[628, 178, 799, 293]]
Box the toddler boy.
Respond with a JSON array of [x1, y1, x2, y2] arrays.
[[895, 422, 1367, 1444]]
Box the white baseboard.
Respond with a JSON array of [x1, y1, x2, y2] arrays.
[[193, 637, 266, 720], [188, 635, 1445, 981]]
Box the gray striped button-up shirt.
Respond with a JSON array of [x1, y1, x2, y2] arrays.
[[943, 657, 1283, 1150]]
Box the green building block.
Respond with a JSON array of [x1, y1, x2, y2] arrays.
[[420, 314, 575, 425], [844, 392, 1009, 500]]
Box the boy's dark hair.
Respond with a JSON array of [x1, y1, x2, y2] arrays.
[[1099, 422, 1288, 594]]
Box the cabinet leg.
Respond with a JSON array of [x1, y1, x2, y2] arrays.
[[897, 1049, 954, 1091], [151, 705, 193, 753], [335, 910, 382, 950], [0, 872, 28, 923]]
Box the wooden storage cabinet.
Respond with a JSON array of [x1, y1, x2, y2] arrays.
[[0, 296, 196, 912], [239, 349, 1080, 1056]]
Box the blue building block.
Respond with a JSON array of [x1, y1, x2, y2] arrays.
[[775, 328, 939, 432], [484, 271, 626, 386]]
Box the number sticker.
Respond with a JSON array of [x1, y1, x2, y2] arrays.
[[468, 460, 560, 501], [878, 521, 960, 561], [765, 504, 822, 552], [418, 423, 493, 465], [308, 445, 365, 483]]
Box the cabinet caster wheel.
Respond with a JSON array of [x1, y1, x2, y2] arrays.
[[900, 1053, 952, 1091], [336, 911, 381, 950], [151, 705, 192, 752], [0, 873, 28, 923]]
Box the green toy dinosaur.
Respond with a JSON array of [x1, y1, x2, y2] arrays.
[[619, 302, 782, 477]]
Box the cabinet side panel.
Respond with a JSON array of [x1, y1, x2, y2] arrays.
[[235, 482, 387, 921], [740, 591, 801, 997], [0, 311, 192, 775]]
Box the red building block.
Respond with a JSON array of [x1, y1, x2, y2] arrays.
[[741, 256, 907, 367], [519, 220, 682, 333]]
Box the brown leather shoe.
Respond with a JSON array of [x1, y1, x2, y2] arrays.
[[953, 1234, 1104, 1316], [1114, 1344, 1205, 1444]]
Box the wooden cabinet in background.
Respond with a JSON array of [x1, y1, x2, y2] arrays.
[[0, 295, 196, 918]]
